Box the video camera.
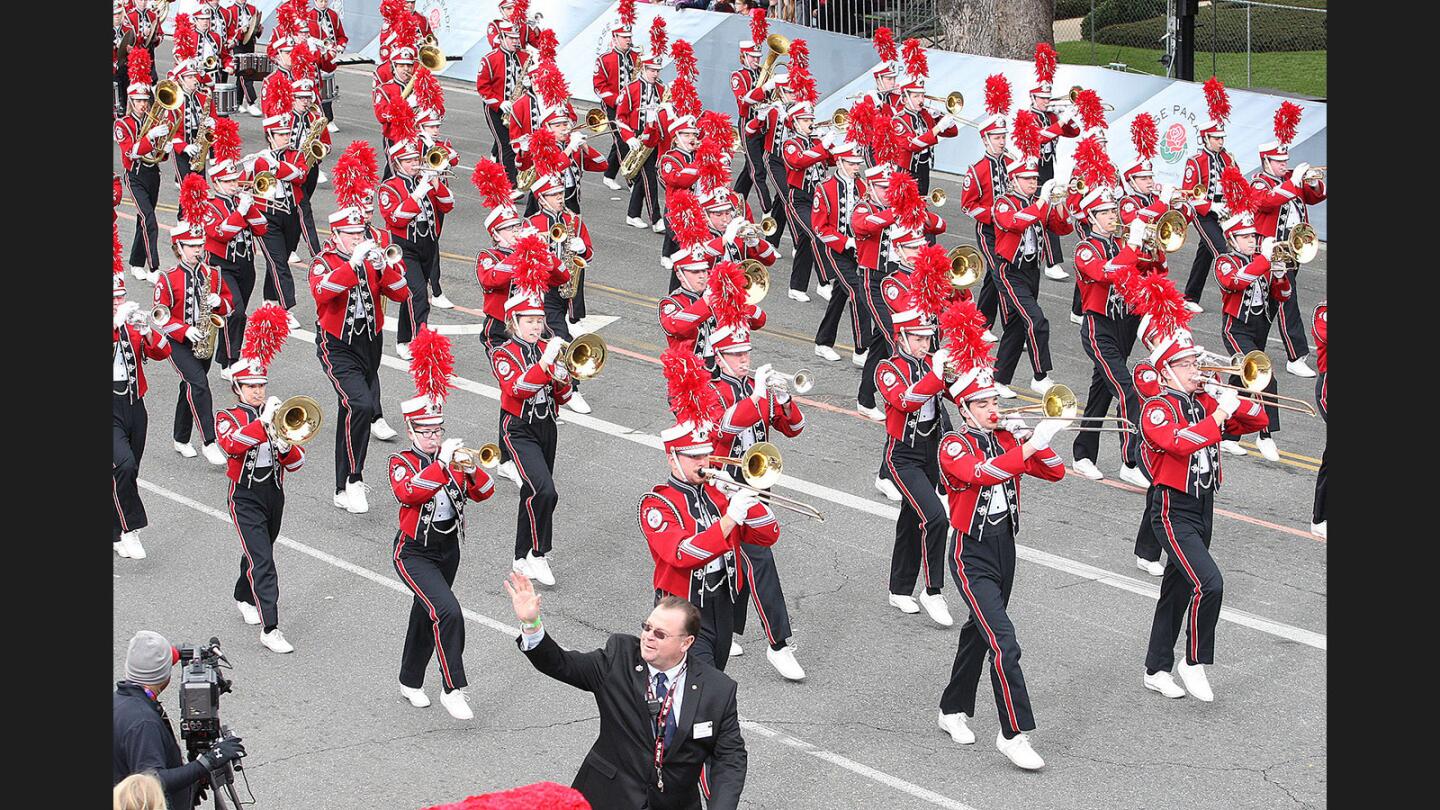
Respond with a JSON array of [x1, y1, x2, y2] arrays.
[[177, 638, 244, 808]]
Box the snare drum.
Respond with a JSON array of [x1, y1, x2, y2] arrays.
[[320, 74, 338, 103], [235, 52, 271, 79], [213, 83, 240, 115]]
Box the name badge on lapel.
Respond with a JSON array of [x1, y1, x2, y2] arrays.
[[692, 721, 713, 740]]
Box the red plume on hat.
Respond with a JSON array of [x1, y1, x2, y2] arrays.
[[1203, 76, 1231, 124], [872, 26, 897, 63], [415, 68, 446, 117], [699, 110, 734, 148], [940, 297, 994, 373], [663, 347, 721, 427], [789, 38, 810, 72], [526, 126, 570, 180], [788, 68, 818, 106], [470, 159, 515, 208], [672, 39, 698, 81], [870, 105, 905, 167], [1033, 42, 1057, 85], [291, 40, 318, 84], [380, 0, 405, 23], [333, 140, 379, 208], [1273, 101, 1302, 147], [695, 138, 731, 193], [409, 326, 456, 406], [240, 303, 290, 367], [262, 72, 294, 118], [649, 16, 669, 59], [848, 95, 877, 140], [211, 116, 243, 165], [1012, 110, 1042, 161], [173, 13, 198, 62], [1123, 271, 1191, 337], [113, 221, 124, 277], [509, 233, 560, 297], [179, 174, 210, 228], [910, 244, 953, 319], [509, 0, 531, 25], [984, 73, 1011, 117], [1130, 113, 1158, 162], [128, 48, 153, 87], [1220, 165, 1255, 215], [379, 94, 419, 143], [749, 7, 768, 46], [706, 261, 748, 331], [670, 77, 702, 119], [275, 0, 299, 39], [620, 0, 638, 28], [668, 189, 709, 252], [1074, 89, 1106, 132], [1073, 135, 1114, 187], [533, 59, 569, 108], [885, 170, 925, 231], [902, 38, 928, 80], [535, 28, 559, 64]]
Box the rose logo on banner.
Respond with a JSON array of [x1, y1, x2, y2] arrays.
[[1159, 122, 1188, 164]]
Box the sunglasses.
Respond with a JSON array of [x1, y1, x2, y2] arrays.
[[641, 621, 691, 642]]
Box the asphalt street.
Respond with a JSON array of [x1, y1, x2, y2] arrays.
[[113, 63, 1327, 810]]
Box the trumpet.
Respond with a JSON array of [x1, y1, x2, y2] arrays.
[[929, 188, 947, 206], [557, 333, 607, 380], [1300, 165, 1326, 184], [1053, 85, 1115, 112], [997, 384, 1138, 433], [138, 80, 184, 165], [946, 245, 985, 291], [126, 303, 171, 332], [271, 395, 324, 446], [704, 442, 825, 521], [735, 216, 777, 241], [768, 368, 814, 395], [738, 259, 769, 306], [451, 443, 501, 473]]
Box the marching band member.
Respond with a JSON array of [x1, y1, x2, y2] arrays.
[[660, 191, 767, 365], [990, 146, 1072, 399], [594, 6, 636, 192], [487, 0, 544, 50], [852, 162, 898, 424], [203, 119, 267, 372], [390, 330, 497, 720], [523, 101, 608, 219], [125, 0, 164, 83], [1250, 102, 1327, 378], [889, 38, 961, 198], [749, 70, 798, 251], [113, 274, 172, 561], [696, 187, 777, 270], [1130, 359, 1167, 576], [660, 114, 705, 264], [526, 169, 596, 414], [960, 76, 1013, 336], [221, 0, 264, 116], [779, 87, 835, 303], [811, 136, 873, 366], [117, 48, 168, 283], [617, 46, 667, 231], [305, 0, 347, 126], [476, 20, 530, 183], [1180, 77, 1238, 311], [492, 251, 575, 586], [167, 23, 210, 184], [1213, 208, 1289, 461], [645, 347, 780, 671], [416, 104, 458, 310], [867, 27, 901, 112], [216, 305, 305, 654], [192, 5, 232, 85], [114, 2, 131, 116], [156, 179, 235, 467], [1027, 45, 1082, 281], [254, 73, 308, 325], [471, 159, 530, 353], [1134, 282, 1268, 703], [311, 196, 412, 514], [290, 71, 331, 259], [731, 10, 773, 216], [934, 298, 1066, 770], [379, 122, 455, 361], [378, 0, 428, 63], [1310, 301, 1326, 539]]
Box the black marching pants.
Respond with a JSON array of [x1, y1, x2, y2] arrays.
[[230, 476, 285, 629], [113, 393, 149, 543], [765, 152, 789, 248], [215, 256, 256, 370], [602, 104, 625, 181], [124, 164, 162, 271], [1134, 484, 1162, 563], [784, 187, 822, 293], [1145, 486, 1221, 673], [1072, 313, 1140, 468], [317, 330, 382, 492], [170, 340, 217, 445], [234, 41, 258, 106], [394, 530, 467, 691], [627, 148, 660, 222], [734, 130, 774, 213], [941, 517, 1035, 737], [1220, 313, 1280, 436], [1184, 212, 1225, 303], [857, 265, 895, 411], [677, 574, 737, 672], [884, 437, 949, 594], [993, 256, 1052, 384], [815, 248, 869, 351], [1313, 372, 1327, 524], [733, 542, 792, 647], [484, 106, 517, 184], [257, 207, 301, 309], [299, 167, 323, 256], [395, 234, 437, 345], [1273, 264, 1310, 361], [973, 223, 1001, 329], [502, 413, 559, 560]]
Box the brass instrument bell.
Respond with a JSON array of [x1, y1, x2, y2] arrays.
[[272, 395, 324, 446]]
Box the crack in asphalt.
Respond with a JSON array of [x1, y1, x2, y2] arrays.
[[1054, 750, 1323, 808]]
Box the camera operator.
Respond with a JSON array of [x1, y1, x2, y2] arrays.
[[113, 631, 246, 808]]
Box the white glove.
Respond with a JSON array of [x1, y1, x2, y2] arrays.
[[844, 236, 856, 251], [627, 137, 641, 150], [1210, 201, 1229, 219], [567, 237, 586, 254], [437, 437, 464, 465], [411, 177, 433, 199], [1057, 106, 1078, 126], [1159, 184, 1177, 203], [539, 337, 565, 367], [272, 437, 292, 455], [237, 193, 253, 214], [259, 396, 282, 425], [185, 326, 204, 343], [723, 217, 744, 242], [1000, 416, 1031, 438], [1026, 418, 1069, 450], [184, 144, 200, 157], [1260, 237, 1277, 260], [929, 347, 951, 382], [744, 235, 759, 248], [114, 301, 141, 328], [552, 361, 571, 383], [567, 131, 586, 151], [1291, 163, 1310, 183], [751, 363, 773, 398], [206, 292, 222, 308], [349, 238, 377, 268], [1038, 179, 1057, 202], [500, 100, 514, 115], [724, 488, 759, 523], [147, 125, 170, 140], [762, 77, 777, 92], [1127, 218, 1147, 248], [1213, 386, 1241, 417]]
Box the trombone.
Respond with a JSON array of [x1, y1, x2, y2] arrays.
[[557, 333, 607, 380], [946, 246, 985, 291], [236, 170, 290, 214], [997, 384, 1138, 433], [271, 395, 324, 446], [769, 368, 814, 395], [704, 442, 825, 521], [451, 443, 501, 473], [738, 259, 769, 306], [1197, 350, 1318, 416], [924, 91, 983, 127], [811, 109, 851, 132]]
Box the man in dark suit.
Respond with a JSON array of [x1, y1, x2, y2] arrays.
[[505, 571, 748, 810]]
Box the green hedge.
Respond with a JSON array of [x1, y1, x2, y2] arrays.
[[1080, 0, 1164, 39], [1096, 4, 1327, 53], [1055, 0, 1092, 21]]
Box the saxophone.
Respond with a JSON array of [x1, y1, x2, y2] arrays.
[[299, 115, 330, 170], [190, 122, 215, 173], [192, 264, 225, 361], [550, 220, 586, 299]]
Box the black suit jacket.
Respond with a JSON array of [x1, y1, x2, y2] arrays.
[[517, 630, 747, 810]]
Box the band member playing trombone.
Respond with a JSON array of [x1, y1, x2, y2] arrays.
[[379, 132, 455, 360], [1212, 212, 1289, 461], [934, 298, 1066, 770], [217, 305, 306, 654], [646, 347, 781, 671], [113, 274, 173, 561], [527, 172, 595, 414], [389, 334, 497, 721]]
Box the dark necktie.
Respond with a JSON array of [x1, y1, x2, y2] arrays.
[[655, 672, 676, 747]]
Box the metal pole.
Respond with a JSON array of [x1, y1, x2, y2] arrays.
[[1175, 0, 1196, 81], [1211, 0, 1217, 78], [1246, 3, 1252, 87], [1090, 0, 1096, 65]]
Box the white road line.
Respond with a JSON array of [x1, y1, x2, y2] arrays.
[[135, 478, 982, 810], [288, 328, 1328, 652]]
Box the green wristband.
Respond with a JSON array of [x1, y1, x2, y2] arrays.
[[521, 616, 542, 630]]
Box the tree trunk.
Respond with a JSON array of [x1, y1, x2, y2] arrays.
[[937, 0, 1055, 60]]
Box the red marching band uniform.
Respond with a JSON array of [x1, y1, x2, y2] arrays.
[[113, 273, 173, 559]]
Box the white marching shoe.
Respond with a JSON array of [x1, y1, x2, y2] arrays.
[[396, 342, 412, 361], [982, 329, 999, 343], [399, 684, 431, 708], [333, 489, 350, 510], [326, 122, 338, 134], [236, 601, 262, 626], [220, 365, 235, 381], [316, 170, 328, 185], [1043, 264, 1069, 280], [202, 442, 227, 466], [938, 711, 976, 745], [130, 265, 148, 280], [626, 216, 649, 229], [993, 382, 1018, 399], [816, 283, 833, 301], [787, 289, 811, 303], [512, 556, 536, 580], [526, 552, 556, 586], [430, 293, 455, 309], [730, 639, 744, 657], [1144, 669, 1187, 698], [286, 310, 302, 331], [1310, 520, 1327, 539], [247, 103, 262, 117], [1136, 556, 1165, 577], [852, 349, 867, 367], [1218, 440, 1248, 456], [1286, 356, 1317, 378], [1118, 464, 1150, 488], [918, 591, 954, 626], [495, 459, 523, 487], [1184, 301, 1203, 313], [766, 645, 806, 680], [814, 344, 841, 362], [857, 402, 885, 422], [114, 539, 131, 559], [370, 418, 398, 441], [1072, 458, 1105, 481], [874, 475, 901, 501], [118, 532, 146, 560], [439, 688, 474, 720], [564, 391, 592, 414], [1254, 436, 1280, 462], [651, 221, 666, 234], [288, 251, 304, 265], [174, 440, 198, 458], [602, 176, 624, 191], [1068, 312, 1083, 325], [345, 479, 369, 514], [1028, 376, 1056, 396], [260, 628, 294, 654], [888, 593, 920, 614], [1175, 659, 1214, 702], [996, 731, 1045, 770], [659, 255, 674, 271]]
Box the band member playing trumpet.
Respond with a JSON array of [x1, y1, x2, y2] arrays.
[[390, 331, 497, 721], [487, 0, 542, 50], [934, 297, 1066, 770], [414, 101, 460, 309], [157, 186, 235, 467], [527, 172, 596, 414], [217, 305, 306, 654], [471, 159, 530, 353], [1134, 288, 1268, 703], [255, 74, 309, 324], [660, 192, 768, 368], [117, 48, 169, 282], [204, 122, 268, 372], [646, 347, 781, 671], [380, 129, 455, 361], [1180, 78, 1238, 310], [311, 203, 412, 514], [1310, 301, 1326, 539], [812, 138, 873, 366], [113, 274, 173, 561], [492, 262, 575, 587], [594, 14, 636, 192]]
